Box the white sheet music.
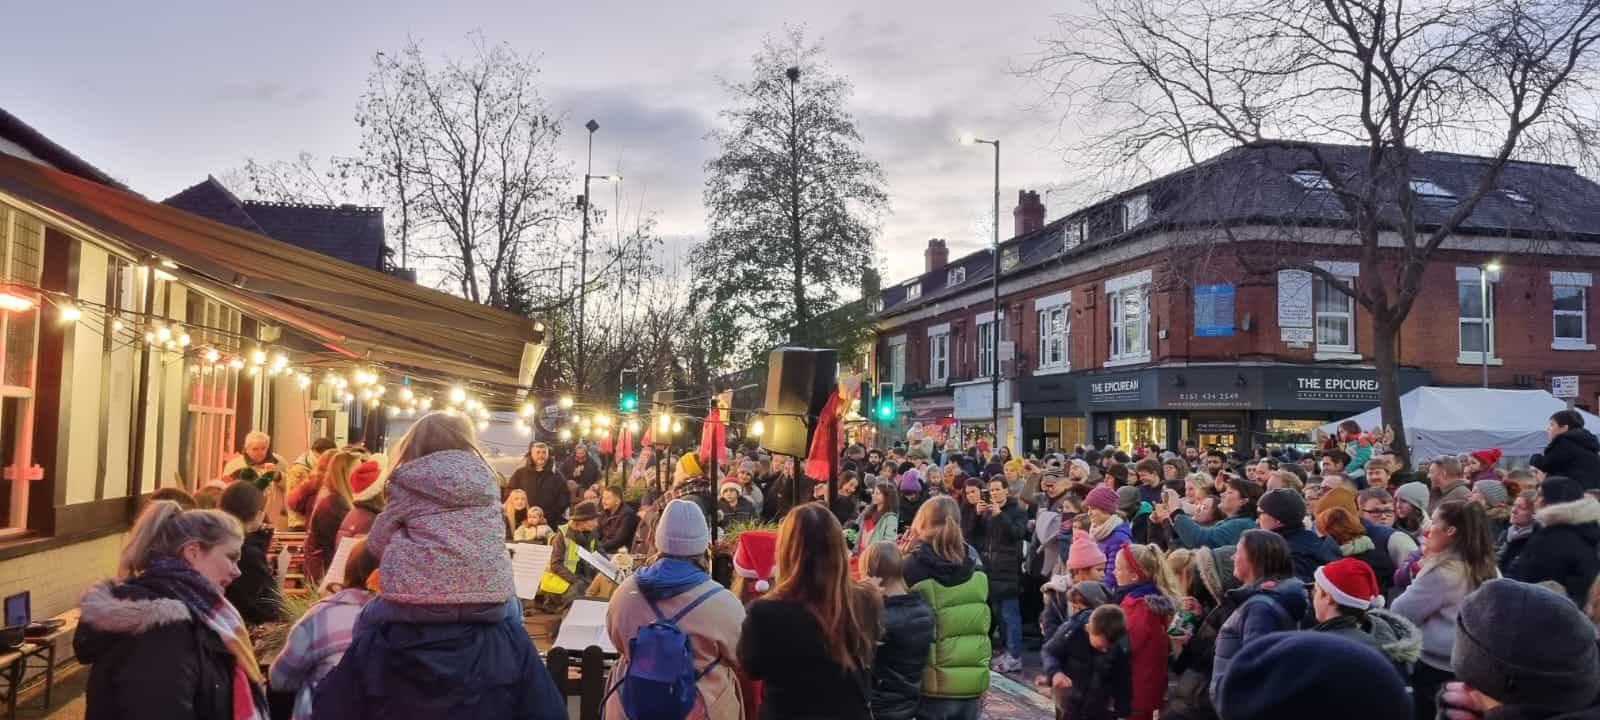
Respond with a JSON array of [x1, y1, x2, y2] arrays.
[[506, 542, 555, 600], [318, 536, 358, 592], [572, 543, 620, 582], [552, 599, 616, 653]]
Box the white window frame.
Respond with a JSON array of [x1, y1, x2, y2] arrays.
[[1064, 219, 1086, 250], [1456, 266, 1502, 365], [184, 296, 243, 486], [904, 282, 922, 301], [1410, 178, 1456, 199], [974, 311, 1006, 378], [927, 324, 951, 385], [0, 205, 45, 536], [1311, 261, 1360, 360], [1106, 270, 1152, 366], [1123, 194, 1150, 229], [947, 266, 966, 287], [1034, 291, 1071, 374], [1552, 271, 1593, 350], [1000, 246, 1020, 272], [1290, 170, 1333, 190], [886, 335, 907, 392]]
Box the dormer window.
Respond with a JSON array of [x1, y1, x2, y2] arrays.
[[947, 266, 966, 286], [1064, 219, 1087, 250], [1290, 169, 1333, 190], [1410, 178, 1456, 199], [904, 281, 922, 300], [1502, 188, 1532, 204], [871, 296, 883, 313], [1123, 194, 1150, 228], [1001, 246, 1020, 271]]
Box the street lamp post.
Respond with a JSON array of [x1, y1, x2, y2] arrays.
[[1480, 261, 1501, 388], [961, 134, 1001, 457], [576, 119, 619, 392]]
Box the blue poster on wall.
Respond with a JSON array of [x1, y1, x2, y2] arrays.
[[1194, 283, 1235, 337]]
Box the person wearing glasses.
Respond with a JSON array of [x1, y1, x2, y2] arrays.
[[1357, 487, 1418, 572]]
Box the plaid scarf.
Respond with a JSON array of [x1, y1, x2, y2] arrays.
[[130, 556, 270, 720]]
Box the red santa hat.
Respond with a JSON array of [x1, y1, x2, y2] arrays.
[[733, 529, 779, 593], [1314, 557, 1385, 610]]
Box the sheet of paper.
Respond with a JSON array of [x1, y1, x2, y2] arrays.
[[1035, 510, 1061, 545], [553, 599, 616, 654], [572, 543, 620, 582], [318, 536, 358, 592], [506, 542, 555, 600]]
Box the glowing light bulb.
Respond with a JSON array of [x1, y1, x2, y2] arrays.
[[520, 402, 535, 418], [203, 348, 220, 363], [112, 319, 124, 332], [58, 305, 82, 324], [157, 326, 172, 342], [400, 388, 414, 402], [251, 348, 267, 365], [559, 395, 573, 409], [627, 420, 639, 433], [559, 428, 572, 441], [478, 420, 489, 431], [228, 358, 244, 370], [177, 333, 191, 347], [750, 419, 765, 437], [450, 387, 467, 405], [671, 420, 682, 433], [297, 375, 311, 389], [386, 406, 398, 418]]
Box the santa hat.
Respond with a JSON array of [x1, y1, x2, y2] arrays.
[[733, 529, 779, 593], [349, 460, 383, 496], [1314, 557, 1385, 610], [1471, 448, 1503, 468], [719, 480, 743, 497]]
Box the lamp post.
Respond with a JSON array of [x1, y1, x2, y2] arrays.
[[961, 133, 1001, 457], [1480, 261, 1501, 388], [576, 119, 621, 392]]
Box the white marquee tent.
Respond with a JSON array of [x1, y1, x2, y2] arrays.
[[1319, 387, 1600, 460]]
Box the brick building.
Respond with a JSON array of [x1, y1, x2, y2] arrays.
[[873, 142, 1600, 455]]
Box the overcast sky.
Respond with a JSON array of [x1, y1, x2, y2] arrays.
[[3, 0, 1097, 286]]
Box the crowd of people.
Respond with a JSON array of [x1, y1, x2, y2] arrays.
[[68, 407, 1600, 720]]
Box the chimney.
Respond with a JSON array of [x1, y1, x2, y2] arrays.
[[925, 238, 949, 273], [1014, 190, 1046, 237]]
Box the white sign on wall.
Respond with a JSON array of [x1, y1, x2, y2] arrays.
[[1553, 375, 1580, 399], [1278, 270, 1314, 329]]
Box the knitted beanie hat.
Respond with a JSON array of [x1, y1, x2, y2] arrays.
[[1116, 486, 1142, 514], [1258, 488, 1306, 528], [1069, 458, 1091, 477], [1086, 485, 1119, 513], [1394, 482, 1431, 512], [732, 529, 779, 593], [1541, 475, 1587, 505], [654, 498, 711, 557], [677, 452, 703, 479], [1067, 529, 1108, 571], [1314, 557, 1384, 610], [1219, 632, 1411, 720], [1454, 578, 1600, 711], [1473, 479, 1508, 507], [1070, 580, 1111, 609], [1043, 466, 1065, 481], [899, 469, 923, 493], [1470, 448, 1503, 468], [1315, 486, 1358, 518]]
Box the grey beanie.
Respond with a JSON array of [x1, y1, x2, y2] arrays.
[[1453, 578, 1600, 711], [1116, 485, 1142, 514], [1473, 479, 1509, 507], [655, 498, 711, 557], [1394, 482, 1430, 512], [1071, 580, 1111, 609]]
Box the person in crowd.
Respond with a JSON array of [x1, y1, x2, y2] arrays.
[[1363, 457, 1393, 492], [625, 444, 657, 488], [1132, 458, 1164, 504], [1357, 487, 1420, 573], [1533, 409, 1600, 490], [563, 442, 602, 491], [1163, 544, 1239, 720], [1335, 420, 1373, 483], [1470, 477, 1513, 539], [1163, 456, 1191, 484], [1040, 562, 1109, 655], [605, 499, 746, 720], [312, 411, 563, 719], [738, 504, 882, 720], [336, 460, 384, 543], [1162, 477, 1261, 550], [1182, 473, 1225, 524], [581, 484, 602, 506], [1315, 489, 1397, 597], [1029, 468, 1073, 585], [502, 489, 530, 541], [510, 441, 568, 527], [286, 449, 334, 532], [1256, 487, 1337, 583], [976, 475, 1028, 673], [271, 539, 380, 720], [1390, 499, 1497, 720], [75, 500, 271, 720], [1428, 455, 1473, 512], [903, 495, 990, 720], [856, 480, 901, 555], [826, 471, 864, 527], [1208, 530, 1305, 700], [1309, 557, 1420, 678], [1504, 475, 1600, 605], [1466, 448, 1502, 482], [217, 481, 283, 625], [304, 449, 362, 585], [1119, 485, 1155, 544], [595, 484, 640, 553], [1215, 633, 1412, 720], [1104, 464, 1130, 489], [146, 486, 197, 511], [1112, 543, 1178, 720], [1039, 576, 1112, 682], [1439, 578, 1600, 719], [1393, 481, 1431, 539], [1495, 488, 1537, 569], [512, 506, 553, 543], [550, 501, 604, 592], [736, 460, 766, 510], [897, 470, 926, 531], [1086, 485, 1134, 587], [282, 436, 337, 531], [716, 479, 758, 530], [861, 542, 933, 720], [1050, 605, 1133, 720]]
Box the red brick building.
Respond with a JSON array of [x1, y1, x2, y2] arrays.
[[873, 142, 1600, 455]]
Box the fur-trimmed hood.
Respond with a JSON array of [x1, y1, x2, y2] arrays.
[[1366, 609, 1423, 665], [1535, 496, 1600, 528], [73, 579, 194, 664]]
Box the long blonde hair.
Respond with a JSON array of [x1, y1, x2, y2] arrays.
[[119, 500, 242, 578], [504, 489, 528, 529], [910, 495, 966, 563], [1121, 543, 1182, 603], [321, 450, 364, 511], [769, 504, 881, 671], [389, 411, 484, 467]]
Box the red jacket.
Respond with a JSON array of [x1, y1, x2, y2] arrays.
[[1118, 585, 1176, 716]]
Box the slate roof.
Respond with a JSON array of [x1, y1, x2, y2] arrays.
[[162, 177, 387, 270], [880, 141, 1600, 317], [0, 107, 125, 189]]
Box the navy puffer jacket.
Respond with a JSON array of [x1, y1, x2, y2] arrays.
[[1209, 577, 1308, 701]]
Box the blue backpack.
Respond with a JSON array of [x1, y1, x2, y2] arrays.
[[607, 585, 725, 720]]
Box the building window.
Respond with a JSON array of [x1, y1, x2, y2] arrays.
[[1290, 169, 1333, 190], [1503, 188, 1532, 204], [1314, 276, 1355, 354], [947, 266, 966, 286], [1553, 272, 1591, 350], [1123, 194, 1150, 229], [975, 313, 1009, 378], [1001, 246, 1020, 272], [887, 337, 907, 392], [184, 296, 243, 485], [904, 282, 921, 301], [1064, 219, 1086, 251], [1410, 178, 1456, 200], [0, 205, 45, 535], [929, 331, 950, 384], [1036, 304, 1069, 371], [871, 296, 883, 314], [1458, 278, 1496, 359]]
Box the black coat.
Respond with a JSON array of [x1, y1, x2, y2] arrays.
[[738, 597, 874, 720], [869, 593, 935, 720], [596, 504, 640, 554], [75, 581, 237, 720], [561, 456, 602, 489], [1533, 428, 1600, 490], [975, 498, 1028, 598], [1275, 525, 1340, 586], [1507, 496, 1600, 605], [1063, 636, 1133, 720], [226, 527, 283, 625], [509, 463, 569, 526]]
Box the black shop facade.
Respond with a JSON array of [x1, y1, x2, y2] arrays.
[[1019, 364, 1430, 456]]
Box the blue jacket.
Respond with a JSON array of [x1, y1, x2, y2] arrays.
[[1172, 513, 1257, 549], [1276, 526, 1340, 584], [311, 598, 566, 720], [1210, 577, 1308, 700]]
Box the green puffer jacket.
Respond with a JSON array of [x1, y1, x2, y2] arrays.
[[905, 542, 990, 699]]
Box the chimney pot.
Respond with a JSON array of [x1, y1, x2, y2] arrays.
[[1013, 189, 1046, 237], [925, 238, 949, 274]]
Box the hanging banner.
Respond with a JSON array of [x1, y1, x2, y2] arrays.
[[1278, 269, 1314, 328], [1194, 284, 1235, 337]]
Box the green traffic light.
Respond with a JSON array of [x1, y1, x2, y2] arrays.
[[621, 394, 638, 411]]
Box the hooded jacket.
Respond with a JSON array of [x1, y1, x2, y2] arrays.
[[1533, 428, 1600, 490], [226, 527, 284, 625], [1093, 519, 1134, 588], [1391, 552, 1478, 671], [368, 449, 515, 605], [1274, 524, 1340, 585], [1311, 608, 1422, 676], [905, 542, 991, 699], [1507, 495, 1600, 605], [74, 580, 237, 720], [869, 593, 936, 720], [1210, 577, 1308, 700], [975, 497, 1028, 598], [1117, 583, 1178, 716], [311, 599, 566, 720], [606, 569, 746, 720]]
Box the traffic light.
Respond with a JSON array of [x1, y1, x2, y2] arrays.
[[618, 369, 639, 412], [874, 382, 895, 421]]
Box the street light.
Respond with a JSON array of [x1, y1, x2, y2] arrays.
[[576, 120, 622, 392], [1480, 261, 1502, 388], [962, 132, 1002, 457]]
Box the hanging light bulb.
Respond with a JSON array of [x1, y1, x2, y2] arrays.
[[250, 348, 267, 366], [420, 397, 433, 410], [400, 387, 414, 402], [600, 428, 611, 438], [177, 333, 191, 347], [749, 418, 766, 438], [111, 318, 124, 332], [156, 326, 172, 342], [359, 388, 372, 401], [657, 413, 672, 435], [578, 426, 590, 437], [515, 420, 532, 436], [248, 365, 261, 376], [672, 420, 683, 433], [475, 406, 489, 420], [477, 420, 489, 432], [559, 395, 573, 409], [342, 391, 354, 404], [271, 353, 288, 370], [386, 406, 398, 418], [520, 402, 535, 418], [597, 414, 611, 427], [450, 386, 467, 405], [627, 420, 639, 434], [203, 348, 220, 363], [559, 428, 572, 441], [228, 357, 244, 370], [369, 397, 380, 409], [164, 340, 176, 350], [58, 305, 82, 324], [297, 375, 311, 389], [144, 330, 155, 343]]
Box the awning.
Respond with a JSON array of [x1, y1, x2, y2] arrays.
[[0, 154, 545, 394]]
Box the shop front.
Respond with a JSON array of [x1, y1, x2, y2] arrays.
[[1017, 374, 1086, 455], [953, 379, 1020, 456]]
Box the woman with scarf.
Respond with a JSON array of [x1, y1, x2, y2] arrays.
[[1085, 485, 1134, 588], [607, 499, 747, 720], [75, 500, 272, 720]]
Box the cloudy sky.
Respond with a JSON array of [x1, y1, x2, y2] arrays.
[[3, 0, 1098, 286]]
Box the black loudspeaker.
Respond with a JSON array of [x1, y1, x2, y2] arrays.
[[761, 347, 838, 458]]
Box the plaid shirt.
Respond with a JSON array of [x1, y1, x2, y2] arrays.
[[269, 589, 374, 720]]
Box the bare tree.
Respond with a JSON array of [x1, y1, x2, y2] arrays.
[[1030, 0, 1600, 458]]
